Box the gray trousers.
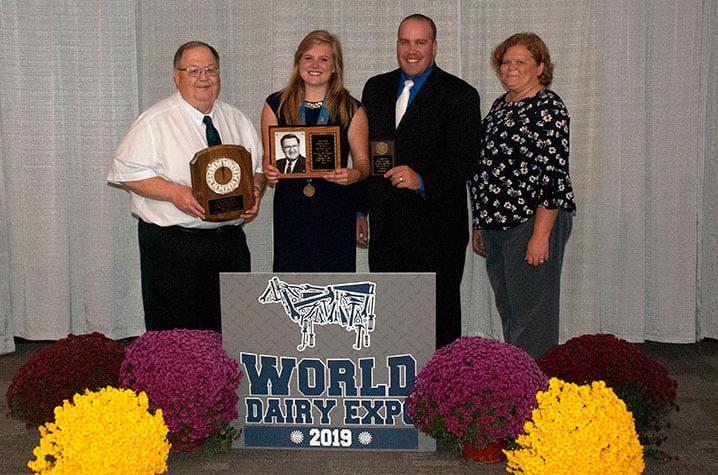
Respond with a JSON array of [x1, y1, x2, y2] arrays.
[[482, 211, 573, 359]]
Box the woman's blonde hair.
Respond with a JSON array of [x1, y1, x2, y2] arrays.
[[278, 30, 356, 125]]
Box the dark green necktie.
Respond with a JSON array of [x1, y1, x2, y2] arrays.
[[203, 115, 222, 146]]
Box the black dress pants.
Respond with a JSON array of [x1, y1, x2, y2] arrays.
[[138, 220, 250, 332], [369, 237, 466, 350]]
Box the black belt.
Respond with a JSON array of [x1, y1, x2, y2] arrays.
[[168, 224, 239, 235], [140, 220, 240, 236]]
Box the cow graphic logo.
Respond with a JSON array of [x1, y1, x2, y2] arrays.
[[258, 277, 376, 351]]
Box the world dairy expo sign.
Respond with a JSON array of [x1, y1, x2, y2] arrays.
[[220, 273, 436, 451]]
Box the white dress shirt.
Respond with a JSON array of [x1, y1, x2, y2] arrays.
[[108, 92, 263, 228]]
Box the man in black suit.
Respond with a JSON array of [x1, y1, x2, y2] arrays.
[[358, 13, 482, 348], [276, 133, 306, 174]]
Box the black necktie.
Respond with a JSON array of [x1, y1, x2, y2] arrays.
[[203, 115, 222, 147]]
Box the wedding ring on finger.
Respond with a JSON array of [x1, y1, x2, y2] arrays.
[[399, 176, 404, 182]]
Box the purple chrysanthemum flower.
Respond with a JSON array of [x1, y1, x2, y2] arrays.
[[406, 336, 546, 450], [120, 329, 242, 451]]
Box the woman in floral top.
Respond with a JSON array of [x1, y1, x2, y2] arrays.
[[470, 33, 576, 358]]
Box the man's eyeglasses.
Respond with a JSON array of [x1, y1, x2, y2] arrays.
[[176, 66, 220, 77]]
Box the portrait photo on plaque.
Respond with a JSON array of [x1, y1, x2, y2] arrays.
[[270, 125, 340, 178]]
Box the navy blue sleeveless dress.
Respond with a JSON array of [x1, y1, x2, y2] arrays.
[[267, 92, 358, 272]]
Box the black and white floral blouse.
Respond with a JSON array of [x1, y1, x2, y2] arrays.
[[470, 89, 576, 230]]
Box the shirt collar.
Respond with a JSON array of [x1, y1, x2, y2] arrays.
[[175, 92, 217, 123], [399, 64, 434, 92]]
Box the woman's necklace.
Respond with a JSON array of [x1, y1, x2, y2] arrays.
[[303, 100, 323, 109]]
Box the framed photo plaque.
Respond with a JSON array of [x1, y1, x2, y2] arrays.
[[269, 125, 341, 178]]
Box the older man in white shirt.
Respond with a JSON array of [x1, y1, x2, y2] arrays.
[[108, 40, 265, 332]]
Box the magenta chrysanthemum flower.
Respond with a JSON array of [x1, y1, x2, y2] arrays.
[[406, 336, 546, 450], [120, 329, 242, 451]]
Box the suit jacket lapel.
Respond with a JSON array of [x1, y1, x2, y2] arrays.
[[384, 69, 402, 129]]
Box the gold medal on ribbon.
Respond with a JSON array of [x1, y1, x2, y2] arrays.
[[303, 183, 316, 197]]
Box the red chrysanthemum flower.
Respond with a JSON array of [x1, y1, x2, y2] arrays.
[[538, 333, 678, 446], [6, 332, 124, 427]]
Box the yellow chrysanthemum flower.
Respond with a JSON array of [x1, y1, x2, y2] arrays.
[[28, 386, 170, 475], [505, 378, 644, 475]]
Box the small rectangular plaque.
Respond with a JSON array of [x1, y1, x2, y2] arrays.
[[370, 139, 395, 176]]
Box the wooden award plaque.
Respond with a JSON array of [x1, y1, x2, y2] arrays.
[[190, 144, 255, 222]]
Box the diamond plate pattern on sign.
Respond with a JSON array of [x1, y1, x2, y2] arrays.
[[220, 273, 436, 452]]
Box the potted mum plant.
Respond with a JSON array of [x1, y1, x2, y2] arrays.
[[6, 332, 124, 427], [505, 378, 645, 474], [27, 386, 170, 475], [406, 336, 546, 462], [538, 333, 678, 448], [120, 329, 243, 452]]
